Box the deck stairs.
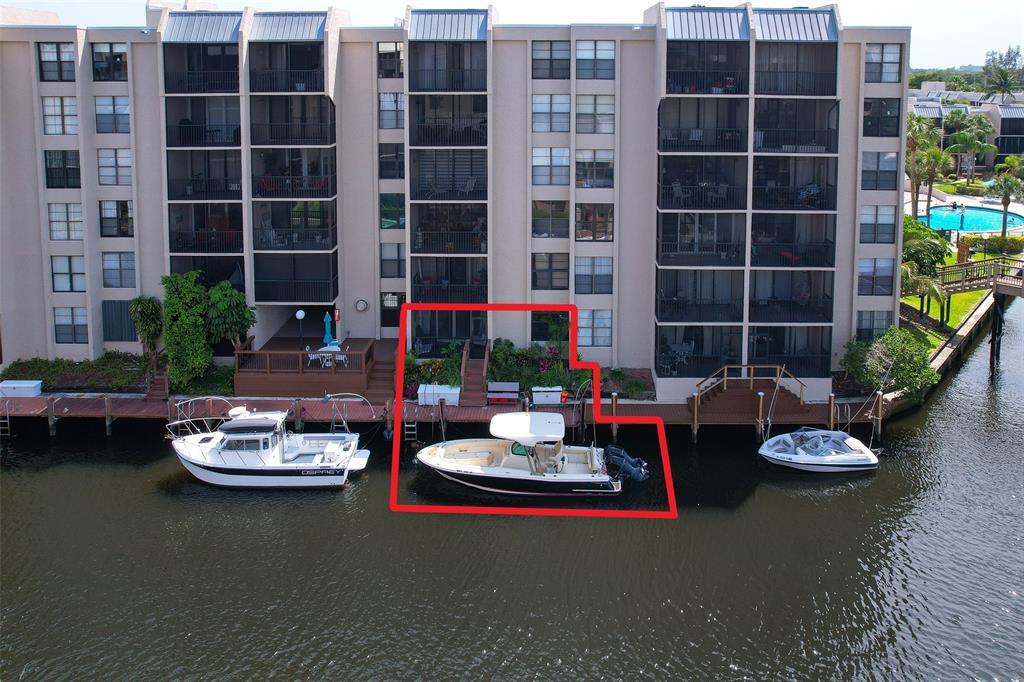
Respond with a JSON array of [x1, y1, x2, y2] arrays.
[[146, 369, 169, 400], [460, 358, 487, 407], [364, 358, 397, 405], [692, 379, 811, 424]]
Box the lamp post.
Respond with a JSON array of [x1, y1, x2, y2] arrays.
[[295, 309, 306, 349], [982, 233, 990, 260]]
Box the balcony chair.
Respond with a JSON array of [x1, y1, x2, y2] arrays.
[[458, 176, 477, 198]]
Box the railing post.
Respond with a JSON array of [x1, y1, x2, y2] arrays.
[[610, 392, 619, 442], [828, 393, 836, 430], [756, 391, 765, 441], [691, 391, 699, 444]]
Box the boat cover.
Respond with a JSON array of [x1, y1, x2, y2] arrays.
[[489, 412, 565, 447], [220, 418, 279, 434]]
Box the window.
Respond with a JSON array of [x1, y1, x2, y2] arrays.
[[578, 309, 612, 347], [38, 42, 75, 82], [380, 243, 405, 278], [92, 43, 128, 81], [863, 98, 900, 137], [377, 42, 404, 78], [379, 143, 404, 179], [51, 255, 86, 292], [575, 95, 614, 134], [102, 252, 136, 288], [532, 147, 570, 185], [857, 258, 894, 296], [532, 95, 570, 133], [48, 203, 83, 240], [531, 253, 569, 290], [859, 206, 896, 244], [44, 150, 80, 188], [531, 312, 569, 341], [532, 200, 570, 238], [98, 148, 132, 185], [575, 204, 613, 241], [576, 40, 614, 80], [102, 300, 137, 342], [856, 310, 893, 342], [380, 292, 406, 327], [42, 97, 77, 135], [379, 93, 405, 129], [575, 256, 613, 294], [532, 40, 570, 79], [95, 96, 130, 134], [100, 200, 134, 237], [380, 193, 405, 229], [54, 307, 88, 344], [575, 150, 614, 188], [861, 152, 898, 191], [865, 43, 902, 83]]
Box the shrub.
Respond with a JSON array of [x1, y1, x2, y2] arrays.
[[161, 271, 212, 389], [207, 281, 256, 350], [129, 296, 163, 357], [961, 234, 1024, 254], [0, 352, 146, 392], [842, 327, 938, 403], [622, 378, 645, 400], [953, 184, 987, 197]]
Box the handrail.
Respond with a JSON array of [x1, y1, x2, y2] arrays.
[[235, 347, 370, 375], [459, 340, 470, 384], [481, 339, 491, 380], [694, 364, 808, 406]]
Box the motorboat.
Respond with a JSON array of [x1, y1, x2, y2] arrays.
[[167, 406, 370, 488], [415, 412, 649, 496], [758, 427, 879, 473]]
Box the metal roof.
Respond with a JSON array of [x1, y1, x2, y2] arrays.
[[249, 12, 326, 41], [999, 106, 1024, 119], [409, 9, 488, 41], [666, 7, 749, 41], [941, 104, 968, 116], [163, 12, 240, 43], [913, 104, 942, 119], [753, 8, 837, 42]]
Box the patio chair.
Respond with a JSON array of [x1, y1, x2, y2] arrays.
[[458, 176, 477, 198]]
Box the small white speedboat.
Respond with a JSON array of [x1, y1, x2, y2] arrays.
[[415, 412, 649, 496], [168, 406, 370, 488], [758, 427, 879, 473]]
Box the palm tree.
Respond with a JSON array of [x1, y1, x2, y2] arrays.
[[994, 154, 1024, 180], [987, 173, 1024, 238], [900, 261, 948, 320], [945, 130, 998, 185], [905, 113, 940, 217], [946, 74, 967, 90], [919, 147, 954, 225], [986, 66, 1021, 103]]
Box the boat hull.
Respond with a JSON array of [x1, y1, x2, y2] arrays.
[[758, 452, 878, 473], [426, 466, 622, 496], [175, 452, 367, 489]]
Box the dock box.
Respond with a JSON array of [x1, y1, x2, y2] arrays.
[[417, 384, 461, 406], [531, 386, 564, 405], [0, 380, 43, 397]]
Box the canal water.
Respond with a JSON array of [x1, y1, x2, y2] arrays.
[[2, 303, 1022, 679]]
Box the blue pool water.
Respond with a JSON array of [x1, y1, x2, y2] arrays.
[[918, 206, 1024, 232]]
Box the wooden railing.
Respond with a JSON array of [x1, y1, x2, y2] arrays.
[[695, 364, 808, 406], [481, 340, 491, 380], [235, 343, 373, 377], [937, 257, 1024, 293], [459, 340, 470, 384]]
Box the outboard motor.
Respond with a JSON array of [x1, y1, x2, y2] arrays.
[[605, 445, 650, 482]]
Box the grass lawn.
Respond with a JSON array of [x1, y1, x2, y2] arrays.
[[901, 288, 987, 329], [901, 322, 947, 355]]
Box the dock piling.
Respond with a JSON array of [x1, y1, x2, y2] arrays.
[[104, 396, 113, 436], [47, 397, 57, 436], [755, 391, 765, 442], [828, 393, 836, 430], [293, 398, 303, 432], [610, 392, 619, 442], [691, 391, 699, 444]]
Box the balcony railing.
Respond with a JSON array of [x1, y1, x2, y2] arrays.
[[412, 283, 487, 303], [749, 297, 833, 323], [659, 127, 746, 153], [751, 242, 835, 267], [169, 229, 243, 253], [45, 167, 81, 189], [253, 228, 337, 251], [410, 175, 487, 201], [411, 117, 487, 146], [753, 129, 837, 153], [657, 241, 745, 267], [752, 185, 836, 211], [656, 298, 744, 323], [164, 71, 239, 94], [747, 353, 830, 377], [996, 136, 1024, 155], [250, 122, 335, 146], [666, 69, 748, 95], [252, 174, 337, 199], [254, 277, 338, 303], [409, 68, 487, 92], [754, 70, 836, 96], [658, 184, 746, 210], [167, 177, 242, 201], [166, 124, 241, 147], [249, 69, 323, 93], [656, 353, 741, 379], [412, 230, 487, 254]]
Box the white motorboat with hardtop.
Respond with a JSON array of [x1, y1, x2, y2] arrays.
[[168, 404, 370, 488], [415, 412, 649, 496], [758, 427, 879, 473]]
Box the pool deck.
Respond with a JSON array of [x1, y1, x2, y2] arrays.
[[905, 191, 1024, 234]]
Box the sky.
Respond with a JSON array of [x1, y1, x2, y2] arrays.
[[7, 0, 1023, 68]]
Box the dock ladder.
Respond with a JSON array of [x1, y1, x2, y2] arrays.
[[402, 401, 418, 442], [0, 400, 11, 441]]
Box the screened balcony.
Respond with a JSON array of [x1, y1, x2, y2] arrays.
[[656, 269, 745, 323], [748, 326, 832, 377], [411, 256, 488, 303], [253, 253, 338, 303], [250, 95, 335, 145], [753, 99, 838, 153], [410, 149, 487, 200], [411, 311, 487, 357], [252, 200, 337, 251], [657, 213, 746, 267], [754, 43, 837, 96], [656, 325, 743, 378], [163, 43, 239, 94], [165, 97, 241, 147], [248, 42, 324, 93], [410, 95, 487, 146], [166, 150, 241, 200], [752, 157, 837, 211], [251, 148, 336, 198], [659, 98, 747, 152], [666, 40, 749, 95], [408, 41, 486, 92], [169, 203, 243, 253], [170, 255, 244, 292], [749, 270, 833, 323], [411, 204, 487, 254], [751, 214, 835, 267], [659, 156, 746, 210]]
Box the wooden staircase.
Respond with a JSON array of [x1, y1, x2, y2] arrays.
[[691, 379, 811, 424], [145, 369, 169, 400], [459, 340, 488, 407], [365, 358, 397, 404]]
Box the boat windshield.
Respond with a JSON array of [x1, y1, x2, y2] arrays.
[[510, 442, 530, 456]]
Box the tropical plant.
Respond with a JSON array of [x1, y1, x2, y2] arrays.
[[994, 154, 1024, 181], [985, 66, 1021, 103], [128, 296, 163, 358], [901, 260, 947, 318], [160, 271, 212, 388], [986, 173, 1024, 238], [919, 146, 954, 224], [961, 234, 1024, 255], [207, 281, 256, 351], [841, 328, 939, 404], [905, 112, 941, 217], [945, 129, 997, 185]]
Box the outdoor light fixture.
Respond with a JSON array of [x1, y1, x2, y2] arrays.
[[296, 309, 306, 348]]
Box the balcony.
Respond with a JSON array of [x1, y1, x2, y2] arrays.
[[996, 136, 1024, 157], [657, 213, 746, 267], [408, 42, 486, 92], [166, 123, 241, 147], [165, 96, 241, 148], [656, 270, 745, 323], [656, 326, 742, 378], [412, 283, 488, 303], [169, 203, 242, 253], [411, 310, 488, 358], [749, 271, 834, 323], [253, 252, 338, 303], [411, 256, 487, 302], [164, 70, 239, 94], [253, 228, 336, 251], [251, 174, 334, 199], [753, 129, 836, 153], [167, 177, 242, 201], [748, 326, 832, 377], [666, 41, 749, 95], [410, 149, 488, 201], [754, 71, 836, 96], [250, 122, 335, 146], [659, 183, 746, 210], [752, 185, 836, 211], [659, 156, 746, 210], [413, 230, 486, 255], [248, 43, 324, 93], [411, 116, 487, 146], [252, 200, 336, 250], [659, 128, 746, 153], [752, 157, 837, 211], [254, 278, 338, 303], [667, 69, 748, 95], [751, 214, 835, 268], [170, 255, 245, 291], [251, 69, 323, 93], [753, 98, 839, 153], [251, 147, 336, 198], [170, 229, 243, 253], [754, 43, 836, 96]]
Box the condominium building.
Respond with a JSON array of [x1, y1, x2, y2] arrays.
[[0, 2, 909, 401]]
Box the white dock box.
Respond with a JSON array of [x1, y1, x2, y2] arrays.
[[417, 384, 461, 406], [0, 380, 43, 397]]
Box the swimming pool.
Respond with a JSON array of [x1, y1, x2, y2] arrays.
[[917, 205, 1024, 232]]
